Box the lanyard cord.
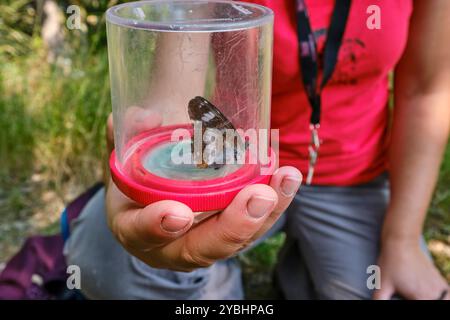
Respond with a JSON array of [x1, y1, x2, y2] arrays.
[[295, 0, 351, 183], [296, 0, 351, 125]]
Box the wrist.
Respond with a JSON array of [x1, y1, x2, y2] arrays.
[[380, 234, 423, 261], [381, 231, 421, 249], [381, 210, 422, 248]]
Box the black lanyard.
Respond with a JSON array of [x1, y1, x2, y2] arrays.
[[295, 0, 351, 184]]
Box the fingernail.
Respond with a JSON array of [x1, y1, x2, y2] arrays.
[[247, 196, 276, 219], [280, 176, 301, 197], [161, 215, 191, 233]]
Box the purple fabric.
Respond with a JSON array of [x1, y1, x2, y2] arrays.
[[0, 183, 102, 300], [0, 235, 65, 299]]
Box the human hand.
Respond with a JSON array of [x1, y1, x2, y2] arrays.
[[373, 237, 449, 300], [104, 110, 302, 271]]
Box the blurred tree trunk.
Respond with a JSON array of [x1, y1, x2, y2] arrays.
[[41, 0, 64, 62]]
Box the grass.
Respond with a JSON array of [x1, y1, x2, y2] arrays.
[[0, 33, 111, 261], [0, 15, 449, 297]]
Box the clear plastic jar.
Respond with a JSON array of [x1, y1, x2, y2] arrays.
[[106, 0, 275, 213]]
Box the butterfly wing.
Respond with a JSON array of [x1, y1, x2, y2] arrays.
[[188, 96, 242, 169], [188, 96, 235, 131]]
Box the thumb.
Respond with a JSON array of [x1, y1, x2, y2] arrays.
[[373, 279, 395, 300]]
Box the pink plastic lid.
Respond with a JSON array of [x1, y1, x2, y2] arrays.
[[109, 125, 276, 212]]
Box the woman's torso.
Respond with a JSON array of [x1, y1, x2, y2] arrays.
[[246, 0, 413, 185]]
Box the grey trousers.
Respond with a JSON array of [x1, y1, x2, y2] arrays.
[[64, 173, 428, 299]]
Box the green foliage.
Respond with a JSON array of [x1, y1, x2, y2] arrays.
[[0, 0, 36, 56], [426, 146, 450, 242]]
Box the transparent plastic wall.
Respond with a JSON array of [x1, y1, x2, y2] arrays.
[[106, 1, 274, 210]]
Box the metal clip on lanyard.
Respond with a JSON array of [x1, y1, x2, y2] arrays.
[[296, 0, 351, 184], [306, 123, 320, 185]]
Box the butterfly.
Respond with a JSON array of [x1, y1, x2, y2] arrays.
[[187, 96, 246, 169]]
